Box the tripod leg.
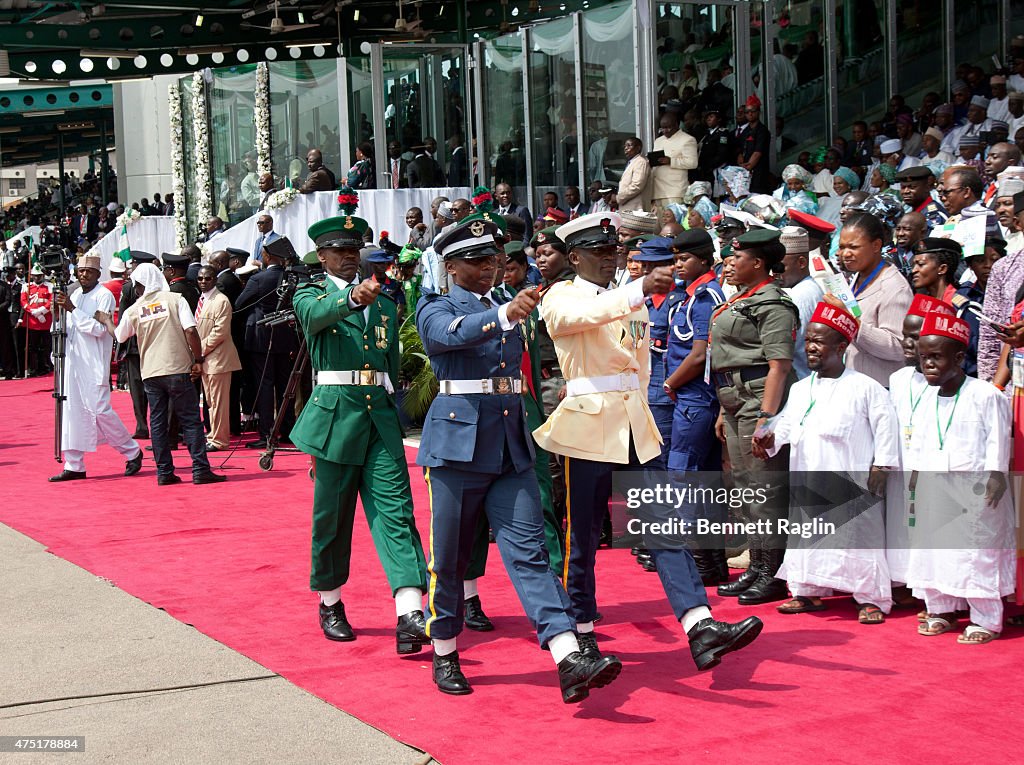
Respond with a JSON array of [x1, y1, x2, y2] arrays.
[[263, 339, 309, 464]]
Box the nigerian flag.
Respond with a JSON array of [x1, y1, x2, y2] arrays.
[[114, 224, 130, 262]]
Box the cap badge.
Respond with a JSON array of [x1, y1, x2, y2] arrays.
[[343, 217, 354, 230], [470, 221, 486, 237]]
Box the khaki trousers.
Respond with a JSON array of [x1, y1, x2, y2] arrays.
[[202, 370, 233, 448]]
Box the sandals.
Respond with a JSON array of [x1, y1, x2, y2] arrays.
[[777, 596, 827, 614], [918, 612, 959, 636], [957, 624, 999, 644], [857, 603, 885, 625]]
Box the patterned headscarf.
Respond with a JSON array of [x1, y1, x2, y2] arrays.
[[877, 163, 897, 185], [781, 164, 814, 187], [833, 166, 859, 191], [718, 165, 751, 199], [683, 181, 713, 205]]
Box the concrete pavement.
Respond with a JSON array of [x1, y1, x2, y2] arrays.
[[0, 525, 434, 764]]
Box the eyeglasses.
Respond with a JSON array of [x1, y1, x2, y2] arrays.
[[936, 187, 964, 197]]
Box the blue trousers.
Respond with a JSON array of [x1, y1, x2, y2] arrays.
[[565, 440, 709, 624], [667, 398, 719, 472], [423, 464, 575, 646], [647, 354, 674, 470], [144, 373, 211, 479]]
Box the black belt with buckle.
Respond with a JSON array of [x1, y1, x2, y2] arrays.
[[712, 363, 771, 389]]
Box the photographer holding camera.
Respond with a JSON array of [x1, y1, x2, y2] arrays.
[[49, 254, 143, 482], [234, 236, 301, 448]]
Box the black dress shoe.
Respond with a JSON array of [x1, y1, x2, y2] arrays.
[[717, 564, 762, 597], [132, 430, 150, 440], [737, 573, 789, 605], [557, 651, 622, 704], [636, 552, 657, 572], [246, 439, 269, 449], [319, 601, 355, 642], [49, 470, 87, 482], [464, 595, 494, 631], [433, 651, 472, 695], [124, 452, 143, 476], [396, 610, 430, 655], [157, 474, 183, 486], [688, 616, 763, 671], [193, 472, 227, 485]]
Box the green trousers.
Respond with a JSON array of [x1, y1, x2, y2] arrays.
[[309, 427, 428, 594]]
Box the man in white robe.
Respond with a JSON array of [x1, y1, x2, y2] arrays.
[[754, 301, 900, 623], [886, 295, 956, 600], [907, 312, 1015, 644], [50, 254, 142, 481]]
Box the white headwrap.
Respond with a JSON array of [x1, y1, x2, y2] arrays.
[[130, 262, 169, 296], [781, 164, 813, 187]]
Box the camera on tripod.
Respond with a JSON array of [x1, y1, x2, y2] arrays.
[[38, 245, 73, 287], [256, 244, 324, 327]]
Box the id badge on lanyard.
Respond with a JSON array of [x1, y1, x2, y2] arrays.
[[1013, 350, 1024, 390]]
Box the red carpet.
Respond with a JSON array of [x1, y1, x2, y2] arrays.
[[2, 375, 1021, 763]]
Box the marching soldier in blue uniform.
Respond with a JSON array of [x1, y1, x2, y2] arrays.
[[631, 236, 687, 470], [290, 210, 430, 656], [663, 229, 727, 584], [416, 216, 622, 703], [534, 212, 765, 671]]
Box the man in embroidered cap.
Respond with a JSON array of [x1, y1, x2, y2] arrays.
[[755, 300, 900, 624], [287, 208, 431, 657], [415, 214, 625, 703], [906, 312, 1014, 645], [536, 212, 765, 669], [989, 75, 1011, 123], [50, 254, 143, 482], [982, 143, 1021, 205]]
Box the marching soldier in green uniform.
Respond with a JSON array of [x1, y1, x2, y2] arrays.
[[290, 202, 430, 655]]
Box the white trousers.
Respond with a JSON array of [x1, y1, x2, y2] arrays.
[[919, 588, 1002, 633], [789, 582, 893, 613]]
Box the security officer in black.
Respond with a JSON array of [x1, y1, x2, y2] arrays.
[[235, 236, 301, 447], [416, 216, 621, 703], [696, 107, 734, 183], [162, 251, 201, 311]]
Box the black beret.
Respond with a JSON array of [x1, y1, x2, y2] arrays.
[[916, 237, 963, 257], [895, 166, 934, 182], [225, 247, 249, 260], [672, 229, 715, 254]]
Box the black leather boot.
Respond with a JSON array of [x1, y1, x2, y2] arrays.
[[692, 549, 722, 587], [319, 600, 355, 641], [557, 651, 622, 704], [738, 548, 789, 605], [396, 610, 431, 655], [433, 651, 472, 695], [717, 548, 761, 596], [464, 595, 494, 631], [688, 616, 764, 671]]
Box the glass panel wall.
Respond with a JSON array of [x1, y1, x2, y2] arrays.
[[581, 1, 636, 189], [347, 57, 374, 157], [835, 0, 886, 132], [954, 0, 1000, 71], [656, 2, 736, 116], [772, 0, 828, 162], [895, 0, 944, 110], [268, 61, 341, 190], [481, 31, 527, 198], [528, 15, 578, 212], [209, 66, 257, 227]]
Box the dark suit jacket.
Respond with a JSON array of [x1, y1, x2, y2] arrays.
[[566, 203, 590, 219], [407, 154, 446, 188], [234, 265, 298, 354], [71, 214, 99, 241], [168, 276, 201, 313], [217, 270, 243, 306], [300, 167, 336, 193], [383, 157, 411, 189], [495, 204, 533, 244], [447, 147, 469, 187]]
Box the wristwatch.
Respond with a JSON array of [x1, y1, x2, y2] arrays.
[[756, 409, 775, 419], [662, 382, 673, 392]]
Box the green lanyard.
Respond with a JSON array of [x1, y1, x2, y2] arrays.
[[935, 382, 963, 451], [800, 373, 818, 426], [908, 379, 926, 422]]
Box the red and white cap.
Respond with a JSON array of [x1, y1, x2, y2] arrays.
[[809, 301, 859, 343], [920, 312, 971, 345], [907, 294, 955, 319]]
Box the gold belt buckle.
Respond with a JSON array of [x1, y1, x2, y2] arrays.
[[492, 376, 514, 394], [359, 370, 377, 385]]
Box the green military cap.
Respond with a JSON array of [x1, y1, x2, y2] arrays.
[[733, 228, 781, 249], [302, 250, 319, 265], [530, 225, 564, 250], [308, 215, 366, 250], [461, 210, 507, 236], [504, 239, 524, 255]]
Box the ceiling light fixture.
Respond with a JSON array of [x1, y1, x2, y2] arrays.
[[80, 49, 140, 59], [195, 13, 204, 26]]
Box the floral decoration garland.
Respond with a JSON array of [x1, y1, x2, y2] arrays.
[[191, 71, 213, 224], [168, 81, 188, 249], [255, 62, 272, 175], [265, 187, 298, 210], [115, 208, 142, 229]]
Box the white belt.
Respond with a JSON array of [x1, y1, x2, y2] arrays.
[[439, 377, 522, 395], [317, 369, 394, 393], [565, 372, 640, 397]]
